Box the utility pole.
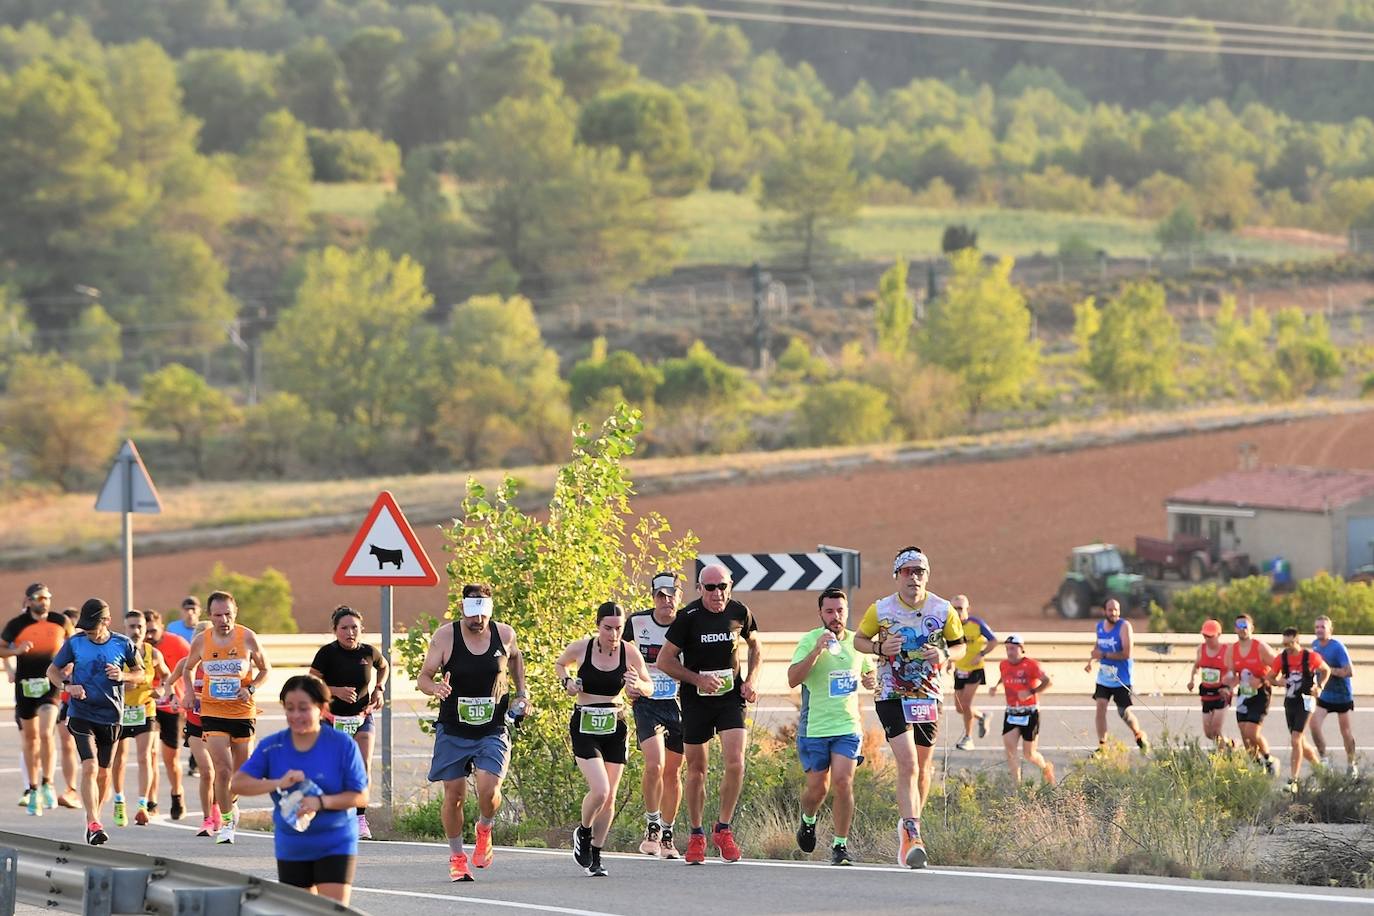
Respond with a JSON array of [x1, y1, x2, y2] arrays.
[[751, 262, 771, 372]]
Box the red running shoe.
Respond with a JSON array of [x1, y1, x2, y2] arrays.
[[712, 825, 742, 863], [473, 822, 493, 868], [684, 831, 707, 865], [449, 853, 473, 882]]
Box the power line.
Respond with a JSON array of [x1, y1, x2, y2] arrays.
[[542, 0, 1374, 62]]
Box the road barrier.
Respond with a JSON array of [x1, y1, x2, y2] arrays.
[[0, 830, 367, 916]]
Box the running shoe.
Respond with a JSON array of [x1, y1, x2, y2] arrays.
[[40, 783, 57, 810], [197, 816, 214, 837], [955, 736, 975, 751], [712, 825, 742, 863], [86, 822, 108, 846], [638, 821, 661, 856], [186, 756, 198, 777], [146, 800, 159, 815], [57, 788, 80, 809], [585, 861, 608, 877], [830, 843, 853, 866], [1285, 778, 1299, 795], [17, 789, 29, 808], [572, 824, 592, 868], [27, 789, 41, 817], [1136, 734, 1151, 756], [795, 819, 817, 853], [211, 808, 223, 833], [358, 813, 373, 841], [169, 794, 184, 820], [448, 852, 473, 882], [976, 713, 988, 739], [216, 811, 236, 845], [1264, 755, 1279, 777], [898, 820, 927, 869], [473, 822, 493, 868], [1350, 764, 1361, 779], [135, 804, 149, 826], [113, 800, 127, 827], [684, 831, 707, 865], [659, 827, 680, 860]]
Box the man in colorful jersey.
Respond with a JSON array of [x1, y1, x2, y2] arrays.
[[623, 572, 686, 859], [1186, 618, 1233, 748], [788, 587, 875, 866], [1083, 598, 1150, 756], [110, 611, 168, 827], [418, 583, 530, 883], [1225, 612, 1279, 776], [1309, 615, 1358, 777], [853, 547, 965, 870], [1268, 626, 1330, 793], [180, 591, 270, 845], [144, 610, 190, 819], [655, 563, 762, 865], [949, 594, 996, 751], [989, 635, 1055, 785], [0, 583, 72, 815]]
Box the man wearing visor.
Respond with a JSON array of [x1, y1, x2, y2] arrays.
[[854, 547, 964, 869], [419, 583, 530, 883]]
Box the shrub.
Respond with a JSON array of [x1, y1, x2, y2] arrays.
[[941, 224, 978, 253], [307, 128, 401, 182], [794, 379, 892, 446]]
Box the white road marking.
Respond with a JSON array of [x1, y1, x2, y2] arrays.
[[353, 888, 622, 916]]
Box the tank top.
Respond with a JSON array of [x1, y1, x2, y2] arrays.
[[1095, 619, 1133, 688], [123, 642, 157, 714], [1278, 649, 1317, 699], [577, 639, 627, 699], [198, 626, 256, 719], [1197, 641, 1227, 697], [1231, 639, 1270, 698], [436, 622, 509, 736]]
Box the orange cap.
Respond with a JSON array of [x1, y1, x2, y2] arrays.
[[1200, 619, 1222, 637]]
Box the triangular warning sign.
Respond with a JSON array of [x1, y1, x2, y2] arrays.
[[333, 491, 439, 587], [94, 440, 162, 514]]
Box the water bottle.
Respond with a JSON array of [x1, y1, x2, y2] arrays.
[[827, 632, 844, 656], [505, 697, 527, 732]]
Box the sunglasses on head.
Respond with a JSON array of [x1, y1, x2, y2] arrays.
[[701, 582, 730, 592]]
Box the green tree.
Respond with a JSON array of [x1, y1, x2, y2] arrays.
[[874, 259, 914, 357], [306, 128, 400, 182], [0, 354, 127, 490], [66, 304, 122, 383], [578, 84, 709, 196], [394, 406, 698, 822], [654, 341, 751, 454], [104, 231, 237, 351], [236, 391, 326, 478], [276, 37, 352, 130], [369, 148, 468, 307], [858, 351, 964, 441], [1208, 296, 1274, 398], [1188, 153, 1258, 230], [1156, 203, 1205, 248], [758, 121, 860, 271], [918, 250, 1039, 416], [178, 49, 278, 154], [1087, 282, 1181, 405], [240, 109, 313, 239], [339, 27, 405, 133], [553, 25, 636, 103], [136, 363, 242, 476], [1071, 296, 1101, 368], [190, 562, 296, 634], [795, 380, 892, 446], [0, 287, 34, 381], [104, 41, 200, 174], [678, 78, 754, 190], [1272, 307, 1342, 397], [465, 36, 559, 117], [568, 339, 663, 412]]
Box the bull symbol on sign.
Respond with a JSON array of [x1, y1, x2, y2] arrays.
[[369, 544, 403, 570]]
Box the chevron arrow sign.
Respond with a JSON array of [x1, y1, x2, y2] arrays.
[[695, 552, 847, 591]]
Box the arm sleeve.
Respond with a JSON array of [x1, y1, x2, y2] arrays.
[[743, 607, 758, 637], [1336, 644, 1352, 668], [51, 642, 73, 669], [791, 631, 818, 664], [665, 614, 688, 648], [309, 646, 329, 675], [857, 604, 880, 638]]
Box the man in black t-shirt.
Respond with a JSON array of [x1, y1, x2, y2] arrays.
[[655, 564, 761, 866], [0, 583, 72, 815]]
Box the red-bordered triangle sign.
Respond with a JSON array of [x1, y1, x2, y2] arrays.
[[333, 491, 439, 587]]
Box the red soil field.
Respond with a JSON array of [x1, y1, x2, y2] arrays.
[[5, 412, 1374, 636]]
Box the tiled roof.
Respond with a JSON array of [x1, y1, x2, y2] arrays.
[[1168, 467, 1374, 513]]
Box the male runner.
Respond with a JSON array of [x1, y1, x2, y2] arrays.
[[624, 572, 686, 859], [655, 564, 762, 865], [989, 635, 1055, 785], [181, 591, 270, 844], [949, 594, 996, 750], [419, 584, 530, 883], [1186, 619, 1233, 748], [1226, 612, 1279, 775], [145, 610, 190, 819], [853, 547, 965, 869], [1084, 598, 1150, 756], [166, 596, 201, 644], [788, 587, 875, 866], [1, 583, 72, 815], [110, 610, 168, 826], [1309, 615, 1358, 777], [1269, 626, 1329, 792]]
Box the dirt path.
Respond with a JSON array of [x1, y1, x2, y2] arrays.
[[5, 412, 1373, 635]]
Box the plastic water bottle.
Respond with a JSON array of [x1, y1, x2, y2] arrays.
[[505, 698, 527, 732], [827, 633, 844, 656]]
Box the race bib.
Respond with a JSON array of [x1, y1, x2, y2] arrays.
[[208, 677, 241, 701], [455, 697, 495, 726], [578, 707, 618, 735], [1007, 712, 1031, 727], [650, 672, 679, 700], [1200, 667, 1221, 685], [901, 697, 938, 724], [1097, 665, 1121, 687], [20, 677, 49, 699], [121, 705, 147, 727], [700, 668, 734, 697], [333, 714, 365, 735], [828, 670, 858, 698], [1236, 683, 1257, 698]]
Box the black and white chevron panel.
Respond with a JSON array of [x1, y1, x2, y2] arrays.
[[696, 552, 846, 592]]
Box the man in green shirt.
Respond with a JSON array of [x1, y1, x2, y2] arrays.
[[788, 587, 875, 866]]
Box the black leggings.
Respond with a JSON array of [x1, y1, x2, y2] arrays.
[[277, 855, 356, 888]]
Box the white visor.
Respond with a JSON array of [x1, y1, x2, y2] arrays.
[[462, 596, 493, 618], [651, 574, 679, 594]]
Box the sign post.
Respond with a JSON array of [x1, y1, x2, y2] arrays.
[[93, 440, 163, 615], [333, 491, 439, 811]]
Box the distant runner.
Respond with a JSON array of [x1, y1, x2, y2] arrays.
[[1186, 619, 1233, 749], [144, 610, 189, 820], [1309, 616, 1358, 777], [1269, 627, 1329, 793], [1084, 598, 1150, 756], [1, 583, 71, 815], [1226, 613, 1279, 776], [989, 635, 1055, 785], [949, 594, 996, 751], [110, 610, 168, 827]]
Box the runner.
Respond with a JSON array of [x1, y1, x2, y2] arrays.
[[1083, 598, 1150, 756], [624, 572, 686, 859], [46, 598, 142, 846], [54, 606, 83, 810], [181, 591, 270, 845], [1225, 612, 1279, 776], [145, 610, 189, 820], [110, 611, 168, 827], [788, 587, 875, 866], [168, 620, 219, 836], [308, 605, 389, 840], [654, 564, 762, 865], [1268, 626, 1329, 792], [0, 583, 71, 815], [949, 594, 996, 751], [418, 583, 530, 883], [1185, 619, 1233, 749], [853, 547, 965, 869], [1309, 615, 1358, 777], [557, 602, 655, 877], [989, 635, 1055, 785], [166, 596, 200, 644], [231, 674, 368, 905]]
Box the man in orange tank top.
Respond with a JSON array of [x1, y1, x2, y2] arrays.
[[1186, 619, 1234, 749], [180, 591, 270, 845]]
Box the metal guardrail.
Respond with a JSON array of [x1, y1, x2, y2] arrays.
[[0, 830, 368, 916]]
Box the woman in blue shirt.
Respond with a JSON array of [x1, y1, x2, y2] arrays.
[[230, 674, 367, 904]]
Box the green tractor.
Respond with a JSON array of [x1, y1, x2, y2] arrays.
[[1052, 543, 1161, 619]]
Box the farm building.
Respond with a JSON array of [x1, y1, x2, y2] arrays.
[[1166, 467, 1374, 579]]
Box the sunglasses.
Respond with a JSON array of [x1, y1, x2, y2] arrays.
[[897, 567, 928, 577], [1235, 622, 1250, 630], [701, 582, 730, 592]]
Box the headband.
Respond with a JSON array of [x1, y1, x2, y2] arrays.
[[892, 549, 929, 576]]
